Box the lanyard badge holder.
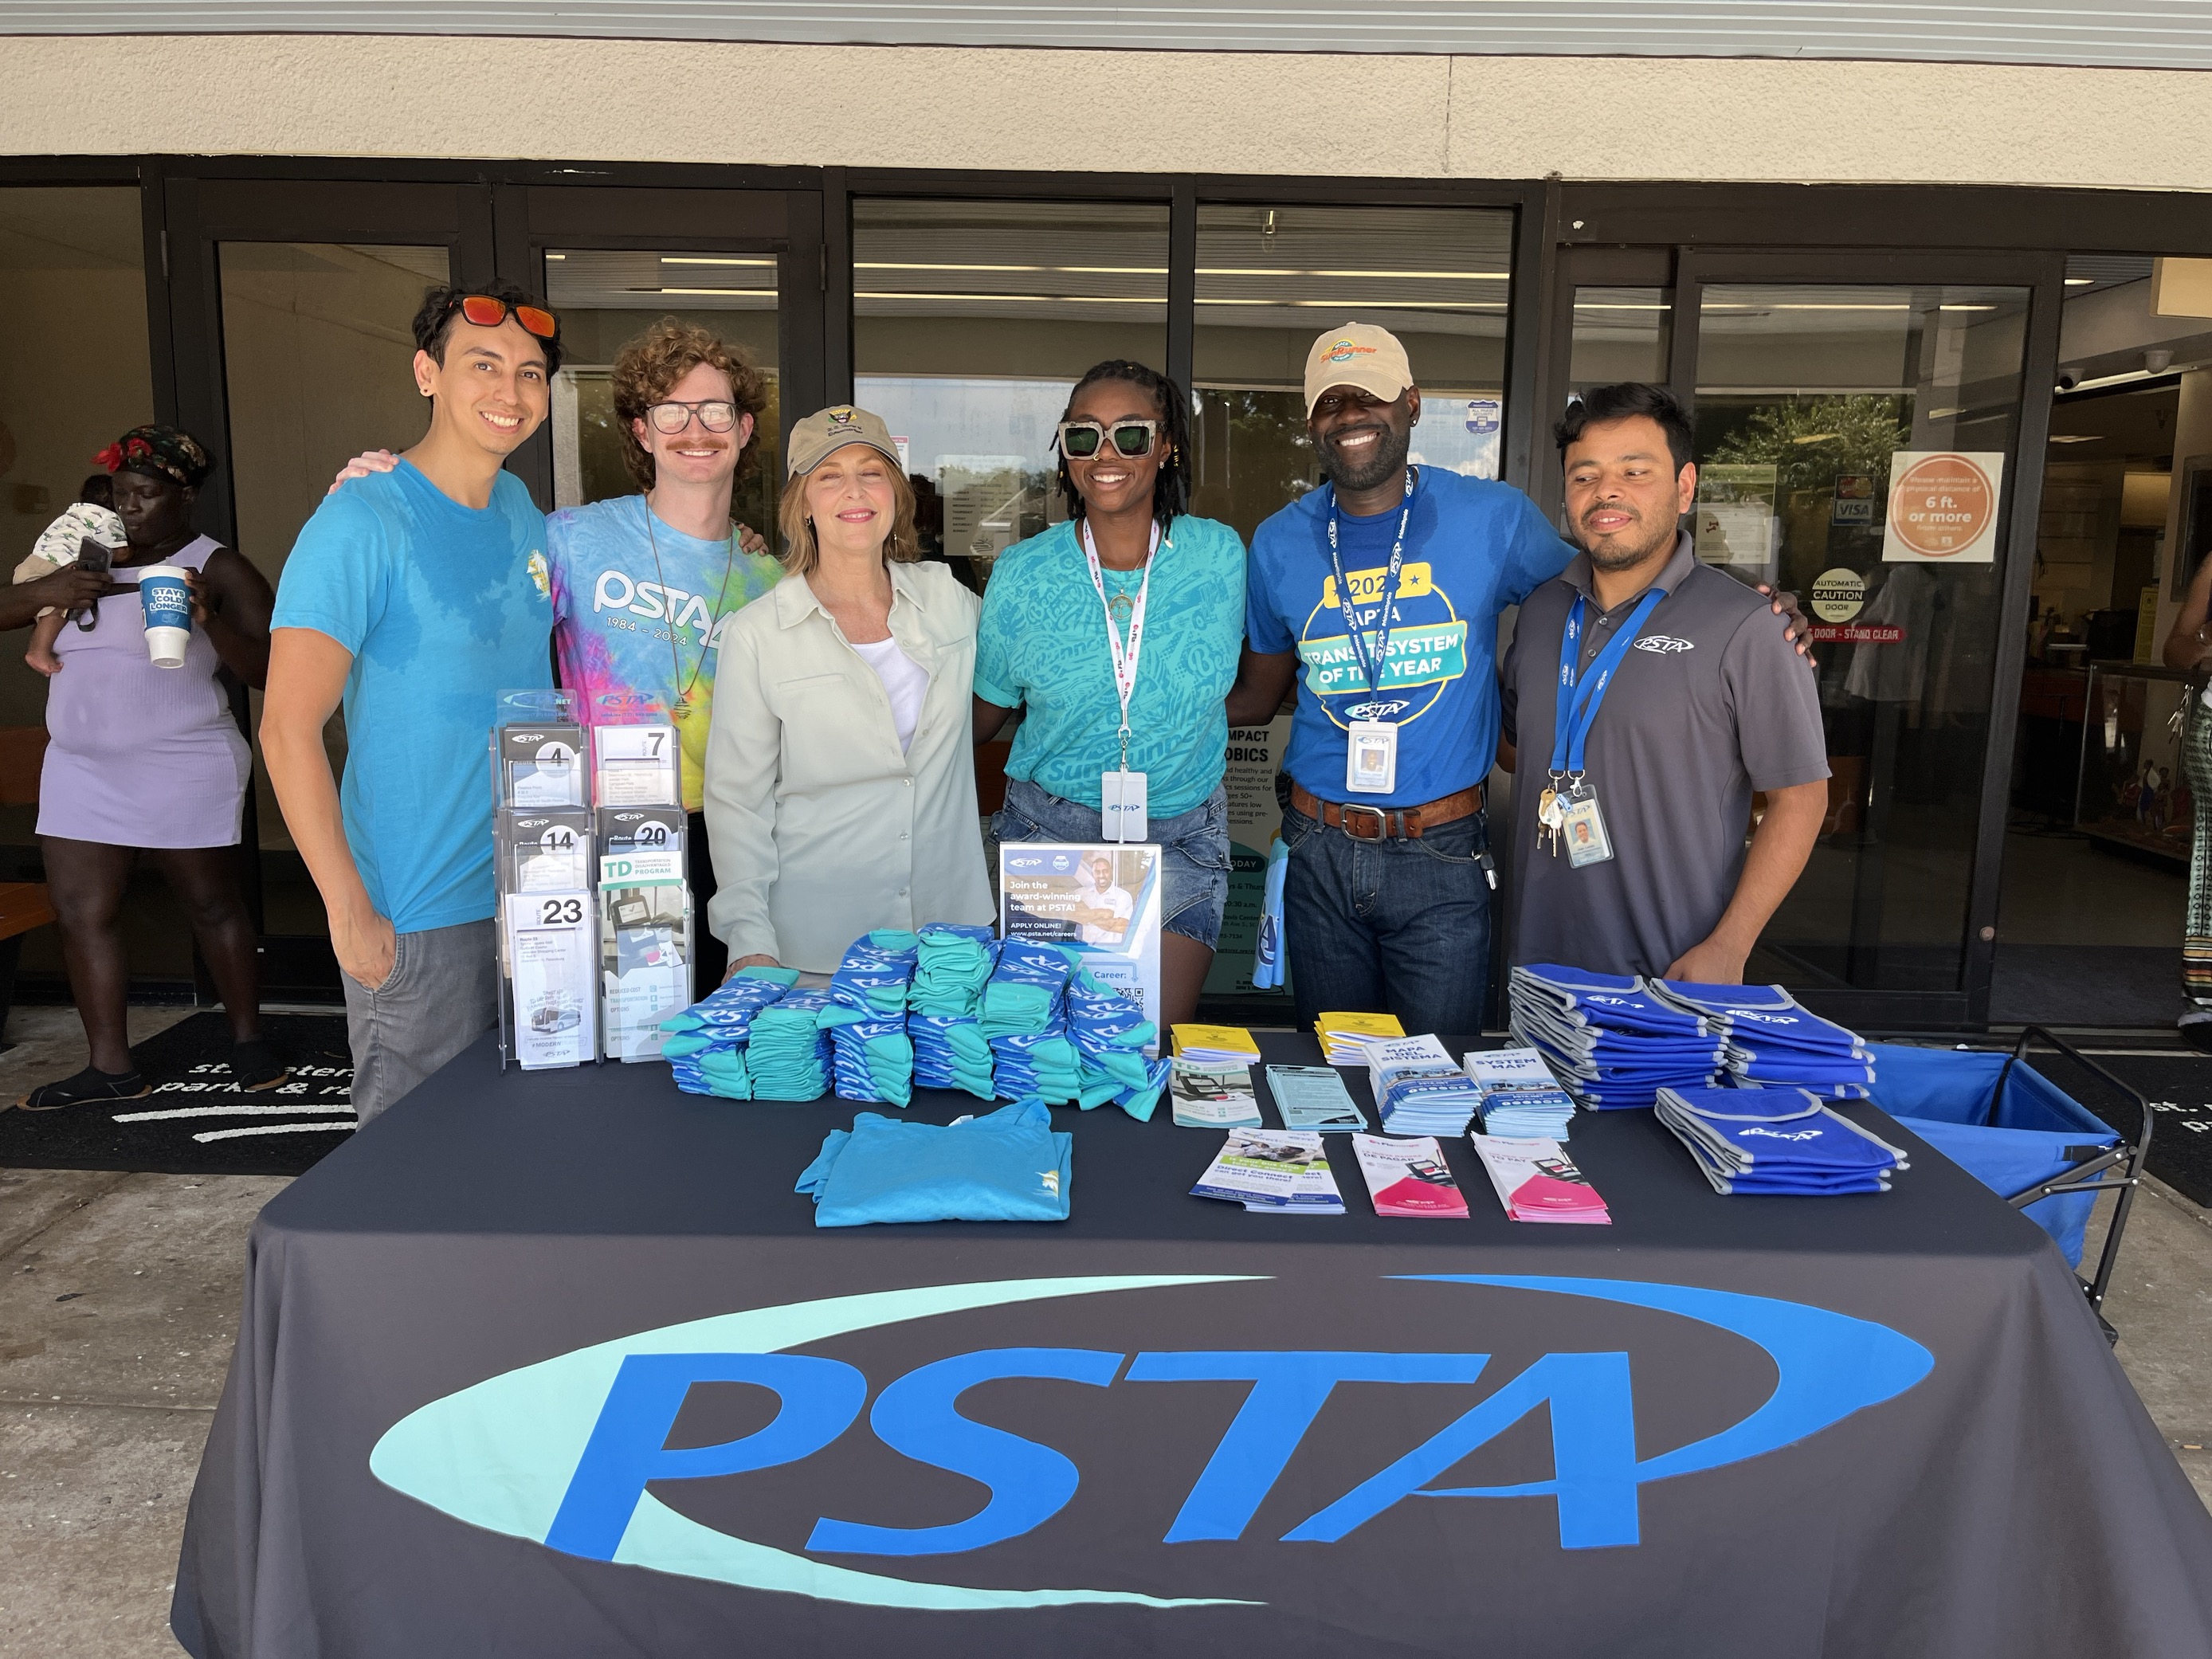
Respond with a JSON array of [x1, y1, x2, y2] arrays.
[[1328, 473, 1414, 796], [1086, 520, 1161, 842], [1542, 586, 1668, 868]]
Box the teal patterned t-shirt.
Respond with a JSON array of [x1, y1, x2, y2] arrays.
[[975, 515, 1247, 818]]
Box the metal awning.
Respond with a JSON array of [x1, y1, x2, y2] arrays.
[[6, 0, 2212, 69]]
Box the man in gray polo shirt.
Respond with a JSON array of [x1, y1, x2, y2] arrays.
[[1501, 382, 1830, 980]]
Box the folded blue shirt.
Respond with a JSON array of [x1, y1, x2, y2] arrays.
[[795, 1100, 1073, 1226]]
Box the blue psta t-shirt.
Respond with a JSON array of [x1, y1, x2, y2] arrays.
[[1245, 469, 1572, 807], [273, 461, 554, 933], [975, 515, 1246, 818]]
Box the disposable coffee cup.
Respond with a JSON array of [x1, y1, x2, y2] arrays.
[[138, 565, 192, 669]]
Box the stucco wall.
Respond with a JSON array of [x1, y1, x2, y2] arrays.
[[3, 34, 2210, 190]]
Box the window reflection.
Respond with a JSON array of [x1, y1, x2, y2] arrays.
[[1192, 203, 1513, 543], [853, 200, 1169, 581], [1571, 286, 1670, 393], [544, 248, 782, 543]]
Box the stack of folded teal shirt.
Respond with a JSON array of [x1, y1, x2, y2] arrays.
[[1065, 967, 1169, 1121], [979, 940, 1079, 1104], [909, 1012, 995, 1099], [909, 923, 998, 1016], [908, 924, 998, 1099], [824, 931, 919, 1106], [658, 966, 801, 1099], [747, 987, 836, 1101], [795, 1099, 1072, 1226]]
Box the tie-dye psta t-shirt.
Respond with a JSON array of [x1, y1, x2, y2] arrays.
[[545, 495, 782, 812]]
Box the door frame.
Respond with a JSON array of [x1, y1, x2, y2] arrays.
[[164, 177, 496, 998], [161, 175, 835, 998], [1539, 241, 2065, 1029]]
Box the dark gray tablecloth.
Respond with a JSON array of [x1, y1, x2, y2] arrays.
[[173, 1031, 2212, 1657]]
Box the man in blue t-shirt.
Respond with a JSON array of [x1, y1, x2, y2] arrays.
[[263, 281, 561, 1121], [1229, 324, 1570, 1035]]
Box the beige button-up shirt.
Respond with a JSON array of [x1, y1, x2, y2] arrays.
[[702, 559, 995, 973]]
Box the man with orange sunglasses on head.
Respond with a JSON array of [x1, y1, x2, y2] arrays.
[[263, 281, 563, 1123]]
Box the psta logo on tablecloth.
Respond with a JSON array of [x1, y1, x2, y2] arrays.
[[369, 1277, 1931, 1610]]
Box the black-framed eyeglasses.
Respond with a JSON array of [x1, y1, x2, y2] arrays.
[[646, 400, 741, 434], [1057, 418, 1160, 460]]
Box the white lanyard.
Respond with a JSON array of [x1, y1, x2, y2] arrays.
[[1081, 519, 1161, 772]]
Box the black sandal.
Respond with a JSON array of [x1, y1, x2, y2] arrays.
[[231, 1039, 289, 1092], [19, 1065, 151, 1112]]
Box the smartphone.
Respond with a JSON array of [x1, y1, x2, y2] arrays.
[[72, 537, 112, 630]]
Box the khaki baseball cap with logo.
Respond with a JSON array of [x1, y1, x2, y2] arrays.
[[786, 405, 905, 477], [1302, 323, 1415, 416]]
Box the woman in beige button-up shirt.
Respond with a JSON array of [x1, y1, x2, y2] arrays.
[[702, 406, 994, 975]]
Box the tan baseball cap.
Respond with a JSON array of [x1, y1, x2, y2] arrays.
[[1302, 323, 1415, 416], [786, 405, 905, 477]]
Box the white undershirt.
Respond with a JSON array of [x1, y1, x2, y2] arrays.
[[850, 636, 928, 751]]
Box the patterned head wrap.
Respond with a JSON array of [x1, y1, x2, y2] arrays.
[[92, 426, 213, 490]]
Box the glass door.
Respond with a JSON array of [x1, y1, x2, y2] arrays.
[[168, 179, 823, 997], [168, 177, 490, 997], [1669, 251, 2061, 1023], [508, 185, 821, 531]]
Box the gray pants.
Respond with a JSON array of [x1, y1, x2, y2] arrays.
[[342, 918, 497, 1124]]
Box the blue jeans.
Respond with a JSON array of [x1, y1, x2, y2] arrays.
[[990, 777, 1232, 948], [1281, 802, 1494, 1035]]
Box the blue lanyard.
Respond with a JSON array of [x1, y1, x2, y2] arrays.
[[1549, 585, 1669, 777], [1324, 469, 1414, 705]]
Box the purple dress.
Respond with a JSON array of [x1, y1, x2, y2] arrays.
[[39, 535, 253, 849]]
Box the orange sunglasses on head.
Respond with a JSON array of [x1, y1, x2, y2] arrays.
[[449, 293, 559, 340]]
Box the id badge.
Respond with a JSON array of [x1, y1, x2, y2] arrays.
[[1560, 787, 1615, 868], [1101, 770, 1148, 842], [1346, 720, 1398, 795]]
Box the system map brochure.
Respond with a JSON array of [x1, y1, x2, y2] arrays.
[[1265, 1064, 1367, 1130], [1171, 1059, 1264, 1128], [1351, 1134, 1471, 1217], [1190, 1129, 1346, 1213], [1472, 1135, 1613, 1224]]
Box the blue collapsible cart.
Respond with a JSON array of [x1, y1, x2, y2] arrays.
[[1871, 1027, 2151, 1335]]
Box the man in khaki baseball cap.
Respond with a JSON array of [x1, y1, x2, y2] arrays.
[[1302, 322, 1415, 417], [786, 403, 904, 477]]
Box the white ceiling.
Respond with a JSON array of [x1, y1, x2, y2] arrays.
[[8, 0, 2212, 68]]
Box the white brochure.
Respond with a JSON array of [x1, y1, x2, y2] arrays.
[[504, 891, 594, 1069], [593, 723, 681, 807]]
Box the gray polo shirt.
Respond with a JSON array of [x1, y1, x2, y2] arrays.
[[1500, 534, 1829, 977]]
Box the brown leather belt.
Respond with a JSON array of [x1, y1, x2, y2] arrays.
[[1290, 781, 1484, 841]]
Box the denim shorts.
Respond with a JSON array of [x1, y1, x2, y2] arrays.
[[991, 776, 1232, 949]]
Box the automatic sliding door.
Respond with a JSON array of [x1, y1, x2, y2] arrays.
[[1686, 279, 2037, 997]]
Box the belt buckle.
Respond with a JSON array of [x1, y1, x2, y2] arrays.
[[1339, 802, 1391, 840]]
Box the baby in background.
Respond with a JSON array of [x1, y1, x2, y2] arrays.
[[15, 479, 121, 677]]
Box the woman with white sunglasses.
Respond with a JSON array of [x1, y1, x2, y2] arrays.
[[971, 360, 1247, 1030]]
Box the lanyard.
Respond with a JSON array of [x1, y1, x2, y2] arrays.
[[1324, 469, 1414, 706], [1081, 518, 1162, 771], [1549, 585, 1669, 777]]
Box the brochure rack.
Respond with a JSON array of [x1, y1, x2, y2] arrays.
[[489, 688, 696, 1071], [586, 691, 692, 1063], [491, 689, 596, 1072]]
